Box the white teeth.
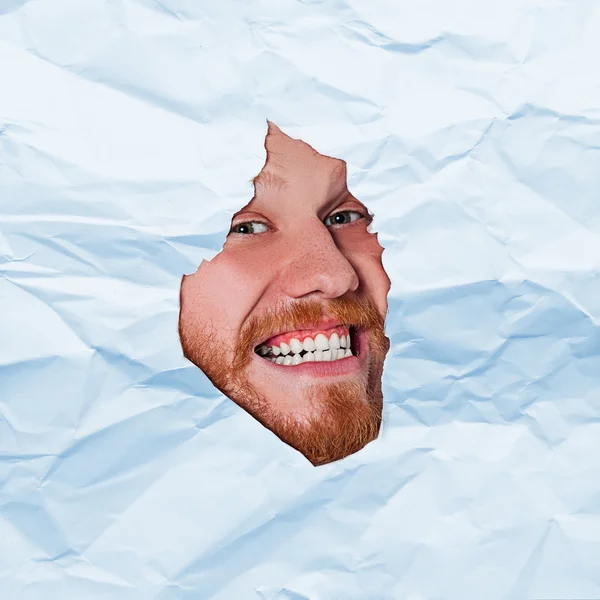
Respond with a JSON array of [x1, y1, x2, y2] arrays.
[[329, 333, 340, 350], [303, 337, 316, 352], [290, 338, 303, 354], [266, 329, 355, 365], [314, 333, 329, 351], [270, 347, 354, 365]]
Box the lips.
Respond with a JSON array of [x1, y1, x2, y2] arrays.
[[254, 324, 359, 366]]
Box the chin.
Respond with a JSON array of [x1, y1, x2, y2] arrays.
[[237, 373, 384, 466]]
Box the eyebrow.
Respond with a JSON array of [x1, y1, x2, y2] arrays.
[[252, 170, 288, 192]]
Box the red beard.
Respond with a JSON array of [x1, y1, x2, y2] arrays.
[[180, 295, 389, 465]]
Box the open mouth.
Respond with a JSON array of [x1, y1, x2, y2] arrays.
[[254, 325, 360, 366]]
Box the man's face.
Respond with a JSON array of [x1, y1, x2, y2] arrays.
[[179, 123, 390, 465]]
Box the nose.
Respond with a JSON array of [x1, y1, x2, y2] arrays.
[[278, 219, 359, 300]]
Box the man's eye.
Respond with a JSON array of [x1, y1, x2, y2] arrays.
[[230, 221, 270, 235], [323, 211, 365, 227]]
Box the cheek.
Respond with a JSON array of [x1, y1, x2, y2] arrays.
[[180, 253, 267, 343], [355, 256, 391, 315], [335, 230, 390, 303]]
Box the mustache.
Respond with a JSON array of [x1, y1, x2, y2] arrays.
[[233, 295, 387, 370]]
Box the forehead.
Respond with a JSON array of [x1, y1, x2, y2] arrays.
[[249, 127, 349, 214]]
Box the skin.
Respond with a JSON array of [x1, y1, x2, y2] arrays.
[[179, 122, 390, 465]]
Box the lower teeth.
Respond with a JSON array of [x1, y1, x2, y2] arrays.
[[270, 348, 353, 365]]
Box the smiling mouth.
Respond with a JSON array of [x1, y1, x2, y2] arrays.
[[254, 325, 360, 366]]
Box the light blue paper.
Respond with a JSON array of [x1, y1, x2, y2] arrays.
[[2, 1, 600, 598]]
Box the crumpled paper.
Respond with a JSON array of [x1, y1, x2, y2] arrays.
[[2, 1, 600, 598]]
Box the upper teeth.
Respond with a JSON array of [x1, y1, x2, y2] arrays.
[[257, 331, 353, 365]]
